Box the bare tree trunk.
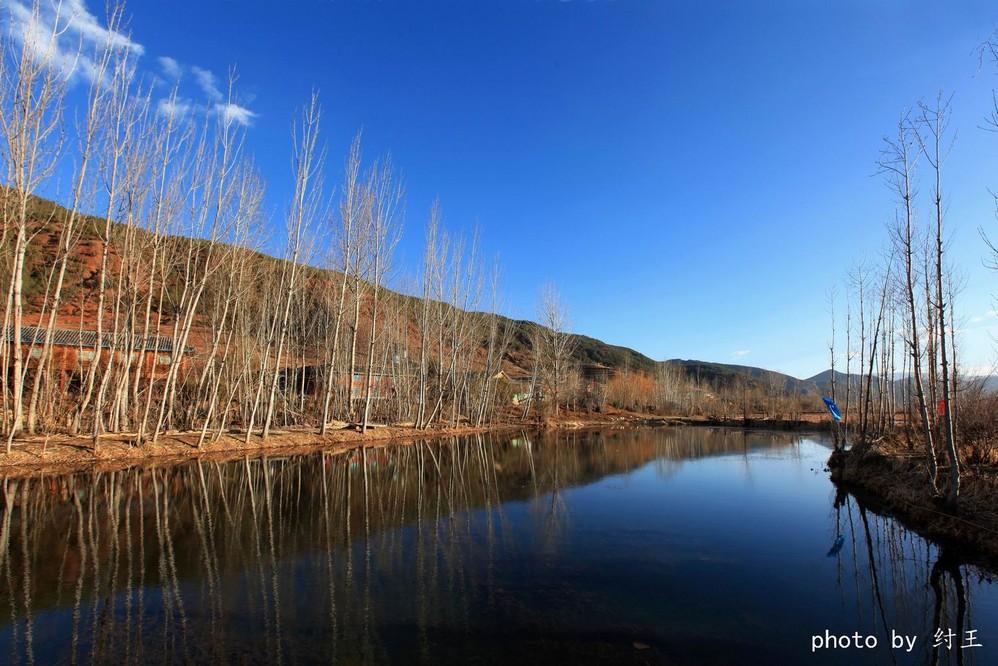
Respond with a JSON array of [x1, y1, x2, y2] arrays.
[[361, 158, 403, 433], [917, 95, 959, 508], [25, 7, 128, 435], [321, 134, 363, 433], [1, 0, 70, 448], [262, 92, 325, 439], [416, 202, 440, 429], [76, 55, 140, 445], [536, 283, 576, 420]]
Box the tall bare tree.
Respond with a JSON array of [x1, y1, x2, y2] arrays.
[[916, 94, 960, 507], [260, 91, 326, 440], [1, 0, 71, 447], [535, 283, 576, 418], [360, 157, 403, 433], [880, 114, 937, 482]]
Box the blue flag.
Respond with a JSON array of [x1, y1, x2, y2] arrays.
[[822, 397, 842, 421]]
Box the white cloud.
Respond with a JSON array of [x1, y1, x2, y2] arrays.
[[8, 3, 259, 130], [157, 97, 193, 121], [191, 65, 223, 102], [6, 0, 143, 84], [970, 315, 985, 324], [158, 55, 181, 80], [64, 0, 141, 54], [988, 311, 998, 318], [215, 102, 256, 127], [732, 350, 750, 358]]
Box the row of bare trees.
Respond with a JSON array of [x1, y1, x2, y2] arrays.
[[0, 1, 525, 447], [829, 95, 965, 507]]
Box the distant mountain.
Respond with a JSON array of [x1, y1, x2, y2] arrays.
[[962, 374, 998, 394], [504, 320, 659, 375], [808, 369, 998, 398], [664, 359, 820, 398], [806, 370, 866, 397]]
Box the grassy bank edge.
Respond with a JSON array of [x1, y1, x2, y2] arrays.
[[0, 412, 692, 479], [829, 446, 998, 569], [0, 414, 833, 480]]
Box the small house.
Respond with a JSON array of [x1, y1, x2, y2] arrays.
[[4, 325, 196, 391]]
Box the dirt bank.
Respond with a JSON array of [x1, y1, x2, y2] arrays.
[[702, 416, 833, 431], [829, 443, 998, 566], [0, 408, 688, 479], [0, 410, 834, 479]]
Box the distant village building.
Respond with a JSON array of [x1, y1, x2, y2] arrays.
[[277, 364, 395, 399], [3, 326, 195, 391], [349, 370, 394, 399], [580, 364, 615, 411], [580, 364, 614, 390], [492, 370, 534, 405]]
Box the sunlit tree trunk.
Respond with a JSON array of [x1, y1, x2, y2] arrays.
[[916, 95, 960, 507], [361, 158, 402, 433], [1, 0, 70, 448], [262, 92, 325, 439]]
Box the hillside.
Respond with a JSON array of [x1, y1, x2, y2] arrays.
[[664, 359, 821, 398], [11, 193, 657, 381], [808, 369, 998, 400], [805, 370, 866, 397], [506, 320, 658, 375], [6, 191, 846, 439]]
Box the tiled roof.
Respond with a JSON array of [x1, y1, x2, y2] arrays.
[[5, 326, 195, 354]]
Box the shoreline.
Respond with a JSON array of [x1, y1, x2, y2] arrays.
[[0, 423, 523, 479], [0, 413, 828, 478], [829, 445, 998, 568]]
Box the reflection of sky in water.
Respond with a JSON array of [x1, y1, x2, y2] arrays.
[[0, 429, 996, 664], [434, 434, 998, 664]]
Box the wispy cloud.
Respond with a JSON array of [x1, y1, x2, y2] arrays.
[[8, 3, 258, 130], [970, 315, 985, 324], [158, 55, 181, 80], [215, 102, 256, 127], [732, 350, 750, 358], [157, 97, 193, 121], [156, 64, 258, 127], [6, 0, 143, 84], [191, 65, 223, 102]]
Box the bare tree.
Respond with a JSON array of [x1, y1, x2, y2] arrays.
[[24, 4, 129, 435], [1, 0, 71, 447], [415, 201, 441, 429], [153, 76, 251, 443], [880, 115, 937, 481], [915, 94, 960, 508], [360, 157, 403, 433], [259, 91, 326, 440], [535, 283, 576, 418], [320, 133, 363, 433]]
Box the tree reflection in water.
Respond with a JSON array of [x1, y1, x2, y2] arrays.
[[0, 430, 671, 663], [833, 486, 993, 666], [0, 428, 991, 664]]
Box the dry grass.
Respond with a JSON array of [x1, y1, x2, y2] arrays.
[[0, 407, 693, 479], [0, 423, 516, 479], [830, 437, 998, 565]]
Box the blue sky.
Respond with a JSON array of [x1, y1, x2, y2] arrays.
[[15, 0, 998, 379]]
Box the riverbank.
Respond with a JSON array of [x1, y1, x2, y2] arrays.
[[829, 442, 998, 565], [0, 408, 689, 478], [0, 410, 834, 479]]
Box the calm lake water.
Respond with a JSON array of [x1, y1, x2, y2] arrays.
[[0, 427, 996, 665]]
